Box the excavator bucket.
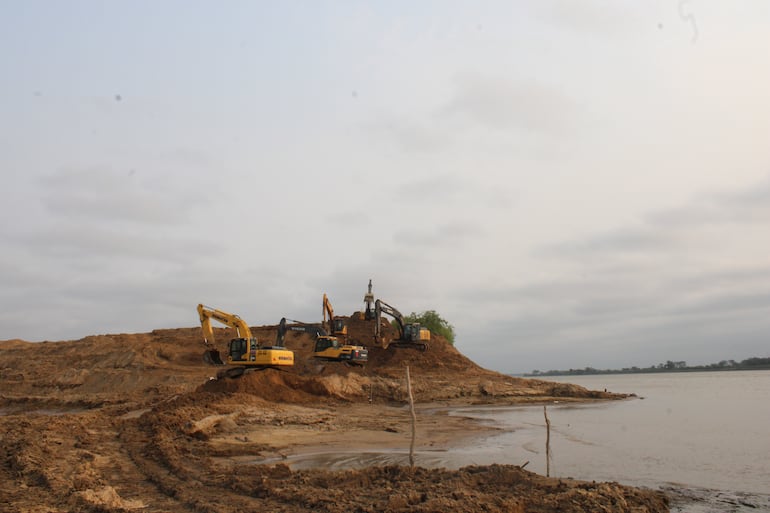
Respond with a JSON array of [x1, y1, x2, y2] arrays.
[[203, 349, 224, 365]]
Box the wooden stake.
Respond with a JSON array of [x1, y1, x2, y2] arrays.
[[406, 365, 416, 468], [544, 405, 551, 477]]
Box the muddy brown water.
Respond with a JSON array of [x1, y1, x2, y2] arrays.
[[267, 371, 770, 512]]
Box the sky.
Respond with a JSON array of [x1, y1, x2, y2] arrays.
[[1, 1, 768, 374]]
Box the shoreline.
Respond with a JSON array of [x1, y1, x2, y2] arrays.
[[525, 366, 770, 377], [227, 400, 769, 513], [208, 401, 509, 465], [214, 397, 626, 468]]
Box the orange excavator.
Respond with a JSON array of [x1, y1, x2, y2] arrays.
[[322, 293, 348, 340], [197, 304, 294, 377], [374, 299, 430, 351]]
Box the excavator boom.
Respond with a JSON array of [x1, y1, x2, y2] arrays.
[[198, 303, 252, 342], [322, 293, 348, 338], [322, 294, 333, 331]]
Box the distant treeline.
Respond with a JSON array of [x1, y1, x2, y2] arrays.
[[526, 357, 770, 377]]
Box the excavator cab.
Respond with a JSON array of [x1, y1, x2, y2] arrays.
[[402, 324, 430, 343], [313, 335, 368, 364], [332, 318, 347, 336], [314, 336, 339, 353], [228, 338, 247, 362]]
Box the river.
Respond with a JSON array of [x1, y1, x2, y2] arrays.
[[504, 371, 770, 495], [273, 370, 770, 511]]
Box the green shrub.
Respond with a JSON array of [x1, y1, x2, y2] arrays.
[[403, 310, 455, 345]]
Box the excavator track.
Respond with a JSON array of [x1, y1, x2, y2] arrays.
[[217, 366, 245, 379], [392, 341, 428, 352], [216, 365, 292, 379]]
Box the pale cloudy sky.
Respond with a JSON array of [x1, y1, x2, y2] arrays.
[[1, 1, 768, 373]]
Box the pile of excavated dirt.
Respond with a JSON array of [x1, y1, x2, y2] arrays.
[[201, 367, 372, 403], [0, 319, 666, 513], [254, 315, 619, 404]]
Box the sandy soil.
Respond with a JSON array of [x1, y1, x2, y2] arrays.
[[0, 315, 668, 512]]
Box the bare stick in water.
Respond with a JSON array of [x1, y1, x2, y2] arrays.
[[544, 405, 551, 477], [406, 365, 417, 467]]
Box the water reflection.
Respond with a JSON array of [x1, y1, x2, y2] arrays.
[[261, 371, 770, 497]]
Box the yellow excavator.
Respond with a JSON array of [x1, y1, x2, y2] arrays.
[[197, 304, 294, 377], [374, 299, 430, 351], [277, 317, 368, 364], [322, 293, 348, 340]]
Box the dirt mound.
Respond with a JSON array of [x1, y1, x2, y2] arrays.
[[243, 315, 489, 385], [0, 331, 213, 407], [0, 338, 30, 348], [342, 312, 482, 372], [72, 486, 146, 510], [268, 464, 669, 513], [1, 321, 623, 408], [200, 368, 370, 403], [343, 311, 381, 346], [364, 334, 481, 375]]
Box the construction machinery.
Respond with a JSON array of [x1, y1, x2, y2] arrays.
[[277, 317, 368, 364], [374, 299, 430, 351], [362, 279, 376, 320], [322, 293, 348, 339], [197, 304, 294, 376]]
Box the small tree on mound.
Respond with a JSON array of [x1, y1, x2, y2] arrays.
[[402, 310, 456, 345]]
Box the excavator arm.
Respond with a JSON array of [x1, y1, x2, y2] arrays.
[[197, 303, 252, 342], [275, 317, 327, 345], [285, 318, 328, 337], [322, 294, 334, 333], [374, 299, 405, 341], [199, 311, 216, 348], [275, 317, 287, 347], [322, 294, 348, 338], [374, 299, 429, 351]]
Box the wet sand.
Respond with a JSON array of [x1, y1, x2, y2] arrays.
[[232, 401, 770, 513]]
